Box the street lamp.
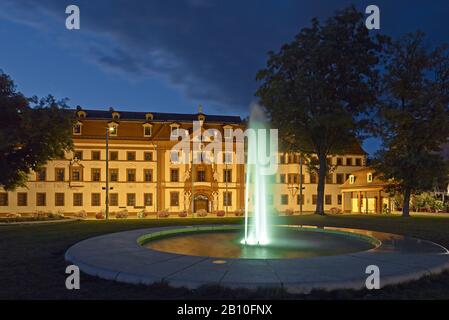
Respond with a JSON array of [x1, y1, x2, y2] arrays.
[[104, 125, 115, 220]]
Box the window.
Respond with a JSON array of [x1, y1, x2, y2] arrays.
[[288, 174, 298, 184], [73, 193, 83, 206], [90, 168, 101, 182], [73, 123, 82, 135], [312, 195, 317, 205], [288, 154, 294, 164], [170, 192, 179, 206], [144, 152, 153, 161], [109, 193, 118, 206], [279, 154, 285, 164], [355, 158, 362, 166], [55, 168, 65, 181], [109, 151, 118, 161], [337, 158, 343, 166], [91, 193, 101, 206], [310, 173, 317, 184], [346, 173, 351, 181], [338, 195, 342, 205], [170, 169, 179, 182], [223, 192, 232, 206], [127, 169, 136, 182], [36, 168, 46, 181], [127, 193, 136, 207], [74, 150, 83, 160], [325, 195, 332, 205], [223, 152, 232, 164], [297, 194, 304, 205], [223, 169, 232, 183], [55, 193, 64, 206], [336, 173, 345, 184], [36, 193, 46, 206], [170, 150, 180, 163], [17, 193, 27, 206], [279, 174, 286, 184], [170, 126, 179, 139], [281, 194, 288, 205], [109, 169, 119, 182], [346, 158, 352, 166], [127, 152, 136, 161], [197, 170, 206, 182], [144, 169, 153, 182], [367, 173, 373, 183], [0, 193, 8, 206], [349, 175, 355, 184], [91, 151, 101, 160], [144, 193, 153, 206], [71, 168, 82, 181], [224, 127, 232, 139], [326, 174, 333, 184], [143, 125, 152, 137]]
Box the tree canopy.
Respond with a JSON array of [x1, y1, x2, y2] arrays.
[[373, 32, 449, 216], [256, 6, 384, 214], [0, 71, 74, 190]]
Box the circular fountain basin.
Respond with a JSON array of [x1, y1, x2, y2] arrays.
[[141, 226, 378, 259], [65, 225, 449, 293]]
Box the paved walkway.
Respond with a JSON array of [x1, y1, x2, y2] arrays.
[[65, 225, 449, 293]]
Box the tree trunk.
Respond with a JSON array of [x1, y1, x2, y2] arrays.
[[402, 188, 411, 217], [315, 154, 327, 215]]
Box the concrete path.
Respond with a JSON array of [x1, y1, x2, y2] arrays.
[[65, 225, 449, 293]]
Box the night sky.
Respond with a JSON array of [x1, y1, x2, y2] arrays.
[[1, 0, 449, 155]]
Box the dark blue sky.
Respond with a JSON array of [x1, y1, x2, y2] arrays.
[[1, 0, 449, 155]]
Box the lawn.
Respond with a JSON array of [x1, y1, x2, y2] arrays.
[[1, 214, 449, 300]]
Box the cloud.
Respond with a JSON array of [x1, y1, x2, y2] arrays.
[[3, 0, 449, 113]]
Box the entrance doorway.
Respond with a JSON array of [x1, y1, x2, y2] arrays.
[[194, 194, 210, 212]]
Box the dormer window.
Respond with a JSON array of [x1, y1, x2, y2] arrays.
[[73, 122, 82, 135], [112, 111, 120, 121], [223, 126, 233, 139], [367, 173, 373, 183], [349, 175, 355, 184], [145, 113, 154, 121], [143, 123, 152, 137], [76, 110, 86, 118], [170, 124, 180, 139], [198, 114, 205, 124]]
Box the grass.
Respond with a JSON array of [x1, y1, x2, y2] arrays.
[[1, 214, 449, 299]]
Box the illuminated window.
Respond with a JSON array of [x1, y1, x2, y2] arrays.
[[349, 175, 355, 184], [367, 173, 373, 183], [143, 124, 152, 137]]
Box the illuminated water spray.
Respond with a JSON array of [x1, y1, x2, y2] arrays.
[[242, 105, 276, 246]]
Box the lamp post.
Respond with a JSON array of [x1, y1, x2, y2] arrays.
[[299, 154, 303, 215], [104, 125, 114, 220]]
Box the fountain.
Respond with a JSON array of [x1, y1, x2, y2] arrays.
[[242, 105, 274, 246]]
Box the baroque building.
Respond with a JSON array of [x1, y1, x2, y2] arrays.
[[0, 108, 367, 217]]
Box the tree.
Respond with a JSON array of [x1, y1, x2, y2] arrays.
[[0, 71, 74, 190], [373, 32, 449, 217], [256, 6, 383, 214]]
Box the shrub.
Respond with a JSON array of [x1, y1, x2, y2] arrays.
[[234, 209, 244, 217], [197, 209, 207, 217], [158, 210, 170, 218], [33, 211, 47, 218], [285, 208, 294, 216], [329, 207, 342, 215], [6, 213, 21, 218], [178, 210, 188, 217], [215, 210, 225, 217], [115, 210, 128, 219], [95, 210, 105, 220], [137, 210, 148, 219], [73, 210, 87, 219]]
